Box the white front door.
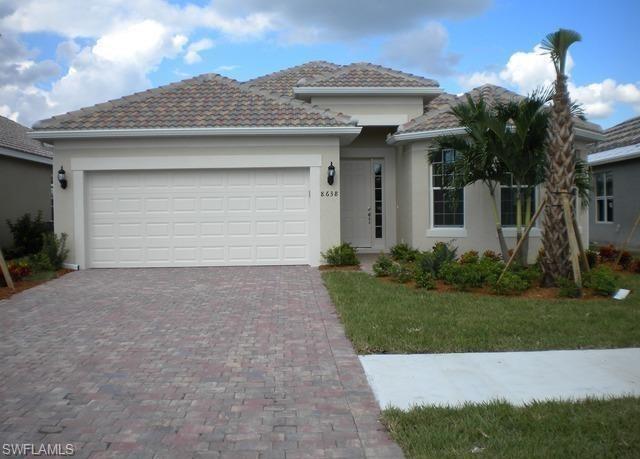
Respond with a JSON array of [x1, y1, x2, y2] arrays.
[[85, 168, 311, 267], [341, 160, 373, 248]]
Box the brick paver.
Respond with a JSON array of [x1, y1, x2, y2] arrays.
[[0, 267, 403, 458]]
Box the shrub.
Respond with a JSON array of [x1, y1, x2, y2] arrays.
[[40, 233, 69, 270], [478, 256, 504, 279], [6, 211, 51, 257], [29, 252, 55, 272], [432, 242, 457, 277], [491, 271, 529, 295], [459, 250, 479, 264], [7, 259, 32, 281], [585, 249, 599, 268], [321, 243, 359, 266], [618, 251, 633, 270], [630, 258, 640, 274], [389, 262, 413, 283], [482, 250, 501, 261], [415, 251, 437, 276], [414, 269, 436, 289], [372, 253, 394, 277], [517, 265, 543, 287], [584, 266, 618, 297], [598, 244, 618, 262], [557, 277, 582, 298], [390, 243, 420, 262], [440, 261, 484, 291]]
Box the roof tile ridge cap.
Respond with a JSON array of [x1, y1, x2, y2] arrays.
[[353, 62, 439, 87], [292, 63, 353, 87], [239, 84, 356, 125], [243, 60, 340, 85], [33, 74, 214, 129]]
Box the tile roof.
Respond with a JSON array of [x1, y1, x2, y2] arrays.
[[398, 84, 601, 135], [34, 73, 355, 131], [242, 61, 340, 97], [591, 115, 640, 153], [0, 115, 53, 158], [297, 62, 439, 88]]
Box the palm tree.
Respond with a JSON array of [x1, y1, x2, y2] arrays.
[[492, 89, 550, 264], [433, 96, 510, 260], [539, 28, 582, 283]]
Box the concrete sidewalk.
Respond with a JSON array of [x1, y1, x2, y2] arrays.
[[360, 348, 640, 409]]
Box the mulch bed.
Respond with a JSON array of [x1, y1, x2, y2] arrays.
[[0, 269, 73, 300], [377, 276, 604, 300], [318, 265, 362, 272]]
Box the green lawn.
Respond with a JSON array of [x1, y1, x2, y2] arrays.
[[322, 271, 640, 353], [382, 398, 640, 459]]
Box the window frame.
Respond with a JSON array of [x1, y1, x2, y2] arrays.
[[499, 174, 538, 228], [595, 171, 614, 223], [429, 148, 465, 229]]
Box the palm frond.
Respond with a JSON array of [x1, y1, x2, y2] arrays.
[[540, 28, 581, 75]]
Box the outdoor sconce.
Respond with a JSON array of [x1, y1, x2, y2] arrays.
[[57, 166, 67, 189], [327, 161, 336, 185]]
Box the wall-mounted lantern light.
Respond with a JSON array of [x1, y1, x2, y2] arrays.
[[57, 166, 67, 189], [327, 162, 336, 185]]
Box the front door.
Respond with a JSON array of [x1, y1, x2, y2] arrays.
[[341, 159, 374, 248]]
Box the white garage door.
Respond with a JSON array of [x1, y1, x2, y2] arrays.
[[86, 168, 310, 267]]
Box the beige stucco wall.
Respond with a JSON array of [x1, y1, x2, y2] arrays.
[[51, 136, 342, 267], [310, 96, 424, 126], [1, 155, 52, 249], [396, 139, 591, 262]]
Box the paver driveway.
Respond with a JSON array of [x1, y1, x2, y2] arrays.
[[0, 267, 403, 459]]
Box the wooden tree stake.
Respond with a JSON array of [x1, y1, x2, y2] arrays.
[[498, 196, 547, 283], [561, 193, 582, 287], [0, 249, 14, 291], [572, 212, 590, 272]]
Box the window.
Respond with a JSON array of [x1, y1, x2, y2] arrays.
[[500, 175, 536, 226], [595, 171, 614, 222], [373, 161, 383, 239], [431, 149, 464, 227]]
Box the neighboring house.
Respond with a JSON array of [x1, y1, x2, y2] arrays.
[[588, 116, 640, 250], [30, 62, 603, 268], [0, 115, 53, 249]]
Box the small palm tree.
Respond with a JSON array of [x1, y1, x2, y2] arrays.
[[433, 96, 510, 260], [539, 28, 582, 283], [492, 89, 550, 263]]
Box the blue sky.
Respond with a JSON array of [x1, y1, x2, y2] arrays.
[[2, 0, 638, 128]]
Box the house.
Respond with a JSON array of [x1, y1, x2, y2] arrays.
[[1, 115, 53, 249], [30, 62, 604, 268], [588, 116, 640, 250]]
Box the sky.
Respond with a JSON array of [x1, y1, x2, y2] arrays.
[[1, 0, 638, 129]]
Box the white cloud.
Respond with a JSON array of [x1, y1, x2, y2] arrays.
[[184, 38, 215, 64], [0, 0, 491, 125], [381, 22, 460, 76], [0, 104, 19, 121], [459, 45, 640, 120], [215, 65, 238, 72]]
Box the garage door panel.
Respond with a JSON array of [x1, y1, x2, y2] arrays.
[[87, 168, 310, 267]]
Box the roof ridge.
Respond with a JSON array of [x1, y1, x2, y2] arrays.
[[34, 73, 225, 129], [298, 61, 439, 87], [605, 115, 640, 132], [243, 60, 340, 86]]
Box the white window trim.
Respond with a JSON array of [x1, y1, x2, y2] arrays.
[[595, 171, 614, 224], [426, 153, 467, 238]]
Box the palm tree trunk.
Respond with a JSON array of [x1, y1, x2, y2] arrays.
[[488, 186, 510, 260], [521, 191, 532, 265], [516, 185, 523, 265], [541, 75, 576, 284]]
